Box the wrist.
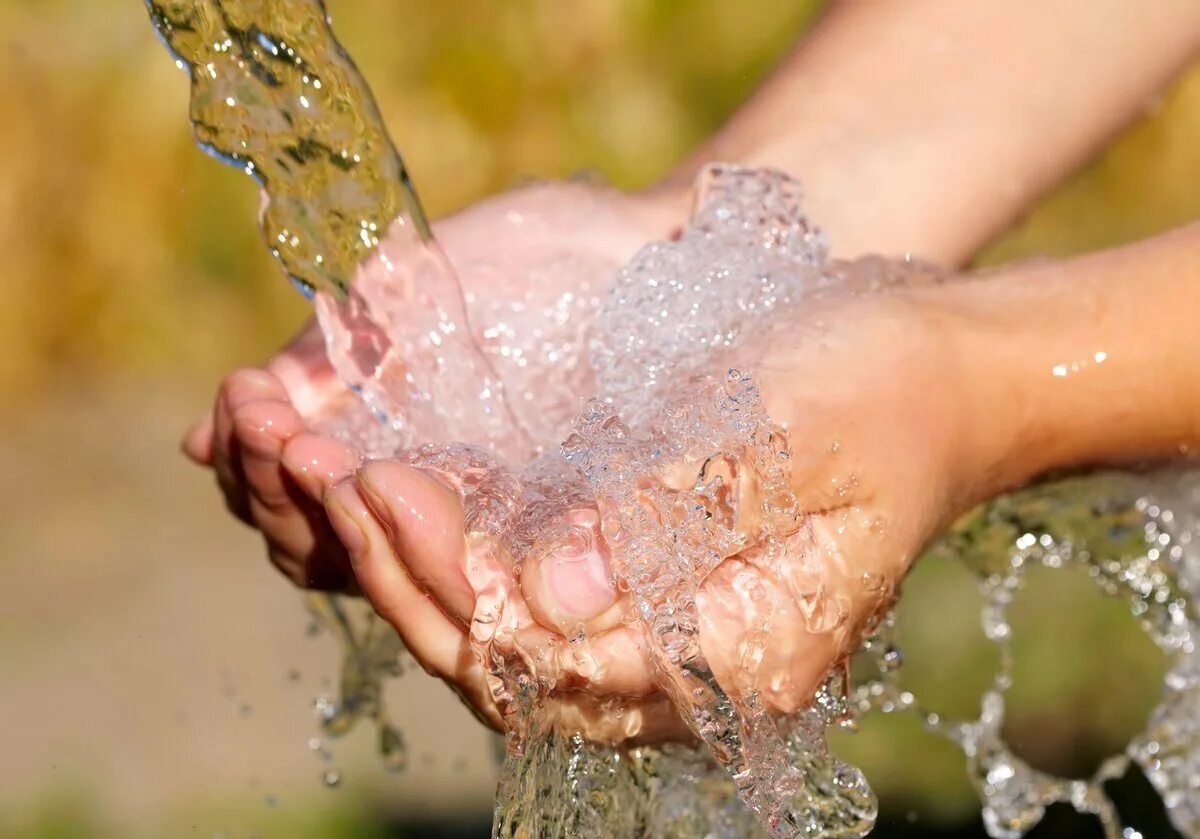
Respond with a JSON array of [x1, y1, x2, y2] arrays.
[[933, 276, 1056, 507]]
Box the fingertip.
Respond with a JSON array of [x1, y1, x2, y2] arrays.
[[522, 508, 622, 636], [182, 414, 215, 465]]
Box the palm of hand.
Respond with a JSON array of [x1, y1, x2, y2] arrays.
[[186, 182, 688, 733], [189, 182, 968, 744], [322, 291, 970, 743], [268, 181, 668, 438]]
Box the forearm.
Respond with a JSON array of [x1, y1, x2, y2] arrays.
[[663, 0, 1200, 265], [942, 222, 1200, 502]]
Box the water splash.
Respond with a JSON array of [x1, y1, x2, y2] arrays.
[[148, 0, 526, 454], [855, 471, 1200, 838], [147, 4, 1200, 837], [146, 0, 428, 298], [303, 593, 407, 772], [554, 171, 878, 834], [146, 0, 522, 785]]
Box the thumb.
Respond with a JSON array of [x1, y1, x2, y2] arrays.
[[520, 507, 624, 635]]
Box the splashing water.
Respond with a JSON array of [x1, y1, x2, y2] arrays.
[[856, 470, 1200, 838], [147, 0, 526, 454], [148, 3, 1200, 837]]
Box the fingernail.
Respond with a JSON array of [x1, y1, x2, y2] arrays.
[[542, 541, 618, 621], [326, 485, 368, 558]]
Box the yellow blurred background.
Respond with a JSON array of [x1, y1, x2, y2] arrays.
[[3, 1, 1200, 836]]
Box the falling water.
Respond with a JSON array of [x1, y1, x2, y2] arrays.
[[146, 0, 526, 455], [147, 2, 1200, 836]]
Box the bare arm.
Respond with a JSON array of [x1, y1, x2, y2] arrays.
[[944, 221, 1200, 501], [660, 0, 1200, 264]]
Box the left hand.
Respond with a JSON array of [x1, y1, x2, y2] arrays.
[[313, 285, 1008, 743], [182, 180, 682, 590]]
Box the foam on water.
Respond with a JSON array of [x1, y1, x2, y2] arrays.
[[148, 3, 1200, 836]]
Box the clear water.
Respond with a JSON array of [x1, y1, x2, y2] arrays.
[[147, 0, 526, 454], [148, 3, 1200, 836]]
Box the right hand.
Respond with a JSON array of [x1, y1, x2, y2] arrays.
[[182, 180, 685, 591]]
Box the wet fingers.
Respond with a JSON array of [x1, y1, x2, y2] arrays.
[[212, 369, 289, 522], [519, 507, 624, 636], [182, 413, 215, 465], [355, 461, 476, 626], [324, 479, 503, 730]]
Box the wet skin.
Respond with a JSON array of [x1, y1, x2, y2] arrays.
[[187, 192, 1200, 743], [184, 0, 1200, 742]]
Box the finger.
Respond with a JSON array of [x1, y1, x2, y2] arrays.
[[182, 413, 215, 465], [234, 400, 349, 586], [549, 690, 690, 745], [280, 431, 362, 503], [212, 389, 248, 522], [324, 479, 503, 730], [266, 322, 343, 418], [697, 512, 885, 717], [354, 461, 652, 696], [698, 557, 827, 714], [213, 369, 287, 521], [356, 461, 476, 625], [573, 624, 657, 697], [353, 461, 661, 699], [518, 507, 624, 636], [233, 398, 307, 513], [238, 429, 362, 590]]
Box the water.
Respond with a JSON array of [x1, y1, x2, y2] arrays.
[[147, 0, 525, 454], [148, 3, 1200, 836], [304, 593, 407, 771], [854, 471, 1200, 838]]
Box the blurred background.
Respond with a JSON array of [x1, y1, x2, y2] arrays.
[[3, 1, 1200, 836]]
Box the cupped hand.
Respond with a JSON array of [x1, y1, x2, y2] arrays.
[[309, 286, 1005, 744], [183, 180, 682, 590]]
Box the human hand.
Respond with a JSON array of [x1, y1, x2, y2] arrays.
[[182, 180, 683, 590], [312, 284, 1008, 743]]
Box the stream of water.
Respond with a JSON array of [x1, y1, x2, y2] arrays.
[[147, 2, 1200, 836]]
